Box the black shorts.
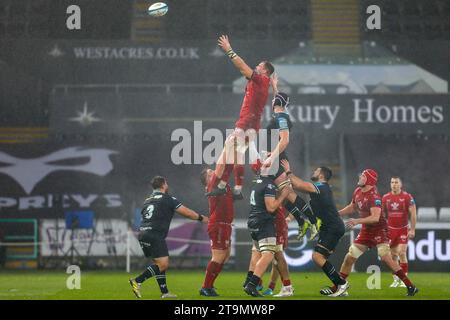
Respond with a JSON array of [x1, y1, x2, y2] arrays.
[[248, 219, 276, 242], [317, 223, 345, 252], [138, 231, 168, 258]]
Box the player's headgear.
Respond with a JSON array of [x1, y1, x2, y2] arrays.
[[361, 169, 378, 186], [272, 92, 289, 108]]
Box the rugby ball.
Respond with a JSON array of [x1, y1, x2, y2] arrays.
[[148, 2, 168, 17]]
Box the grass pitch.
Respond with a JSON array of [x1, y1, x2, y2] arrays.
[[0, 271, 449, 300]]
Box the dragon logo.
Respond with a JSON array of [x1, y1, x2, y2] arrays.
[[0, 147, 118, 194], [391, 202, 400, 210]]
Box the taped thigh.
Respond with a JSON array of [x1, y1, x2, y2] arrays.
[[377, 243, 391, 258], [314, 245, 331, 259], [258, 237, 277, 253], [348, 244, 365, 259]]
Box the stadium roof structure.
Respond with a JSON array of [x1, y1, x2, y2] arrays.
[[232, 41, 448, 95]]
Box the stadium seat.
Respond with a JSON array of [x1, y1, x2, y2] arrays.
[[418, 207, 438, 222], [0, 4, 6, 20], [248, 0, 269, 16], [8, 2, 27, 21], [6, 22, 26, 37], [230, 22, 248, 39], [28, 22, 49, 37], [421, 2, 440, 17], [250, 23, 268, 39], [403, 22, 422, 37], [382, 2, 400, 16], [272, 0, 291, 15], [402, 0, 421, 17], [230, 2, 248, 15], [423, 23, 442, 40], [439, 208, 450, 222]]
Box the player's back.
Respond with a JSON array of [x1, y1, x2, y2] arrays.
[[353, 187, 387, 232], [248, 176, 276, 225], [140, 191, 180, 237], [310, 182, 343, 228]]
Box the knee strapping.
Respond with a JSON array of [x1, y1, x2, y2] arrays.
[[348, 244, 364, 259], [314, 245, 331, 259], [377, 244, 390, 258]]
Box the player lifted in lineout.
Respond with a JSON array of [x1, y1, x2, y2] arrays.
[[199, 151, 236, 297], [382, 176, 416, 288], [129, 176, 208, 299], [254, 81, 320, 240], [206, 35, 275, 199], [328, 169, 418, 296]]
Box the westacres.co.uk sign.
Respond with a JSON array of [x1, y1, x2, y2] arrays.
[[0, 144, 123, 218]]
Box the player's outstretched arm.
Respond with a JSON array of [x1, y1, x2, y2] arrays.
[[339, 202, 356, 216], [280, 159, 317, 194], [176, 205, 208, 224], [271, 73, 279, 96], [218, 35, 253, 79]]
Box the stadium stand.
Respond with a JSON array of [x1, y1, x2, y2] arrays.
[[418, 207, 438, 222], [439, 208, 450, 222]]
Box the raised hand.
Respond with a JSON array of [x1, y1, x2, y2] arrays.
[[271, 73, 279, 93], [280, 159, 290, 173], [218, 35, 232, 52]]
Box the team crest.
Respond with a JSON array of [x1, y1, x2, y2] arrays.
[[391, 202, 400, 210]]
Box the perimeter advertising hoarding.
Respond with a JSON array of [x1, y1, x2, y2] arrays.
[[49, 92, 450, 135]]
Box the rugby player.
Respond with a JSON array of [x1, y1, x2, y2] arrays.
[[382, 176, 416, 288], [332, 169, 418, 296], [260, 87, 320, 239], [129, 176, 208, 299], [207, 34, 275, 199], [243, 167, 292, 297], [244, 206, 294, 297], [199, 152, 235, 296], [281, 160, 348, 297]]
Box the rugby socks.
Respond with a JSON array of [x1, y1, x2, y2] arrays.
[[203, 261, 223, 288], [248, 274, 261, 288], [135, 264, 161, 283], [268, 281, 276, 290], [322, 261, 346, 286], [282, 279, 291, 286], [244, 271, 254, 287], [234, 164, 245, 187], [155, 271, 169, 294], [340, 272, 348, 280], [395, 269, 413, 287], [400, 262, 408, 275], [295, 196, 317, 224], [284, 201, 305, 226]]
